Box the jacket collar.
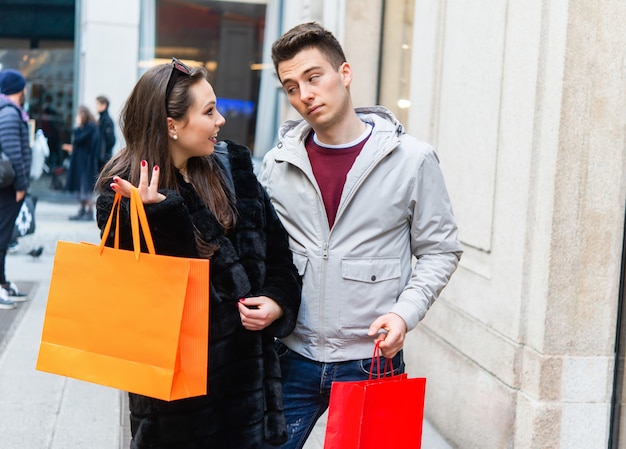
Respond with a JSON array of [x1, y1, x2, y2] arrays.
[[0, 94, 29, 122], [273, 106, 403, 166]]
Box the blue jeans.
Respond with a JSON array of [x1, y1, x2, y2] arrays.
[[269, 341, 405, 449]]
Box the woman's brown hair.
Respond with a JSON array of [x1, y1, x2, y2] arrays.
[[96, 62, 236, 255], [77, 105, 97, 126]]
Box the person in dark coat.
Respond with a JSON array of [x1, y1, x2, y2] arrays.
[[63, 105, 99, 220], [95, 95, 116, 172], [94, 58, 302, 449]]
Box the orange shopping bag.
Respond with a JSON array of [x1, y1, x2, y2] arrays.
[[324, 341, 427, 449], [36, 187, 210, 401]]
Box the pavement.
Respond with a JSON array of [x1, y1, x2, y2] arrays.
[[0, 177, 455, 449]]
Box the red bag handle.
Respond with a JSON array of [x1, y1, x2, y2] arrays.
[[369, 340, 395, 380]]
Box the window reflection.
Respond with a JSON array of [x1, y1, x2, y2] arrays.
[[0, 48, 74, 170], [145, 0, 267, 150], [379, 0, 414, 126]]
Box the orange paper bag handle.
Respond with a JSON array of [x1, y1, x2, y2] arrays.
[[99, 187, 156, 259]]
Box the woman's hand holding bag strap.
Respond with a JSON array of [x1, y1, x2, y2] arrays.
[[100, 186, 156, 260]]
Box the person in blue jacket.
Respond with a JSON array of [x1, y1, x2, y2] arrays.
[[0, 68, 31, 307]]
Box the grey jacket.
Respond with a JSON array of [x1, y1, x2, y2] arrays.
[[258, 106, 462, 362], [0, 96, 31, 192]]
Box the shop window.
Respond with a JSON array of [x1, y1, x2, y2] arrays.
[[610, 211, 626, 447], [145, 0, 267, 150], [0, 48, 75, 171], [378, 0, 414, 126], [0, 0, 75, 174]]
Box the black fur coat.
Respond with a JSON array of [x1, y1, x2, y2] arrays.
[[95, 141, 301, 448]]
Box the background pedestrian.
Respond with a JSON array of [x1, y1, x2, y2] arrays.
[[62, 105, 99, 221], [0, 68, 32, 307]]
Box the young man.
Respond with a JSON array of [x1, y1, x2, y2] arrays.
[[258, 22, 463, 449], [0, 69, 31, 307], [95, 95, 115, 172]]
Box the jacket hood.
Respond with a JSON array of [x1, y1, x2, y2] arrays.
[[0, 94, 29, 122], [0, 94, 13, 110], [276, 105, 405, 146]]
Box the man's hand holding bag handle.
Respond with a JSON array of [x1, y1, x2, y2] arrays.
[[324, 340, 427, 449]]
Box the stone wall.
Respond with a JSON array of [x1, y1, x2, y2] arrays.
[[405, 1, 626, 448]]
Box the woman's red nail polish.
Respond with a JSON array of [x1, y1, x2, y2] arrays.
[[154, 165, 159, 171], [141, 160, 147, 167], [239, 298, 245, 302]]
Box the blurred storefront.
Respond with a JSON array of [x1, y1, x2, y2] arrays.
[[142, 0, 267, 148], [0, 0, 75, 168], [0, 0, 267, 159], [0, 0, 409, 158]]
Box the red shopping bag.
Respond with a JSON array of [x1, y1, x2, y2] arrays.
[[324, 341, 427, 449]]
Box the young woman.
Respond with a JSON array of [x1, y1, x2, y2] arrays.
[[95, 58, 301, 449], [64, 104, 99, 220]]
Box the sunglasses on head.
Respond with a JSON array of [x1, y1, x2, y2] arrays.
[[164, 57, 192, 107]]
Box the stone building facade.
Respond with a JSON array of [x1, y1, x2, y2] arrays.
[[295, 1, 626, 448]]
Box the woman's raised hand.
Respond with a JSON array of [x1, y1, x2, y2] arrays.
[[110, 160, 166, 204]]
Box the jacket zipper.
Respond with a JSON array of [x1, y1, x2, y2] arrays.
[[284, 149, 331, 359], [333, 138, 398, 226]]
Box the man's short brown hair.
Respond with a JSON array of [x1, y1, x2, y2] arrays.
[[271, 22, 347, 81], [96, 95, 110, 108]]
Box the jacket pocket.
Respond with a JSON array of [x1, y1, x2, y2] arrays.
[[339, 257, 402, 329], [291, 251, 308, 276], [341, 258, 401, 283]]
